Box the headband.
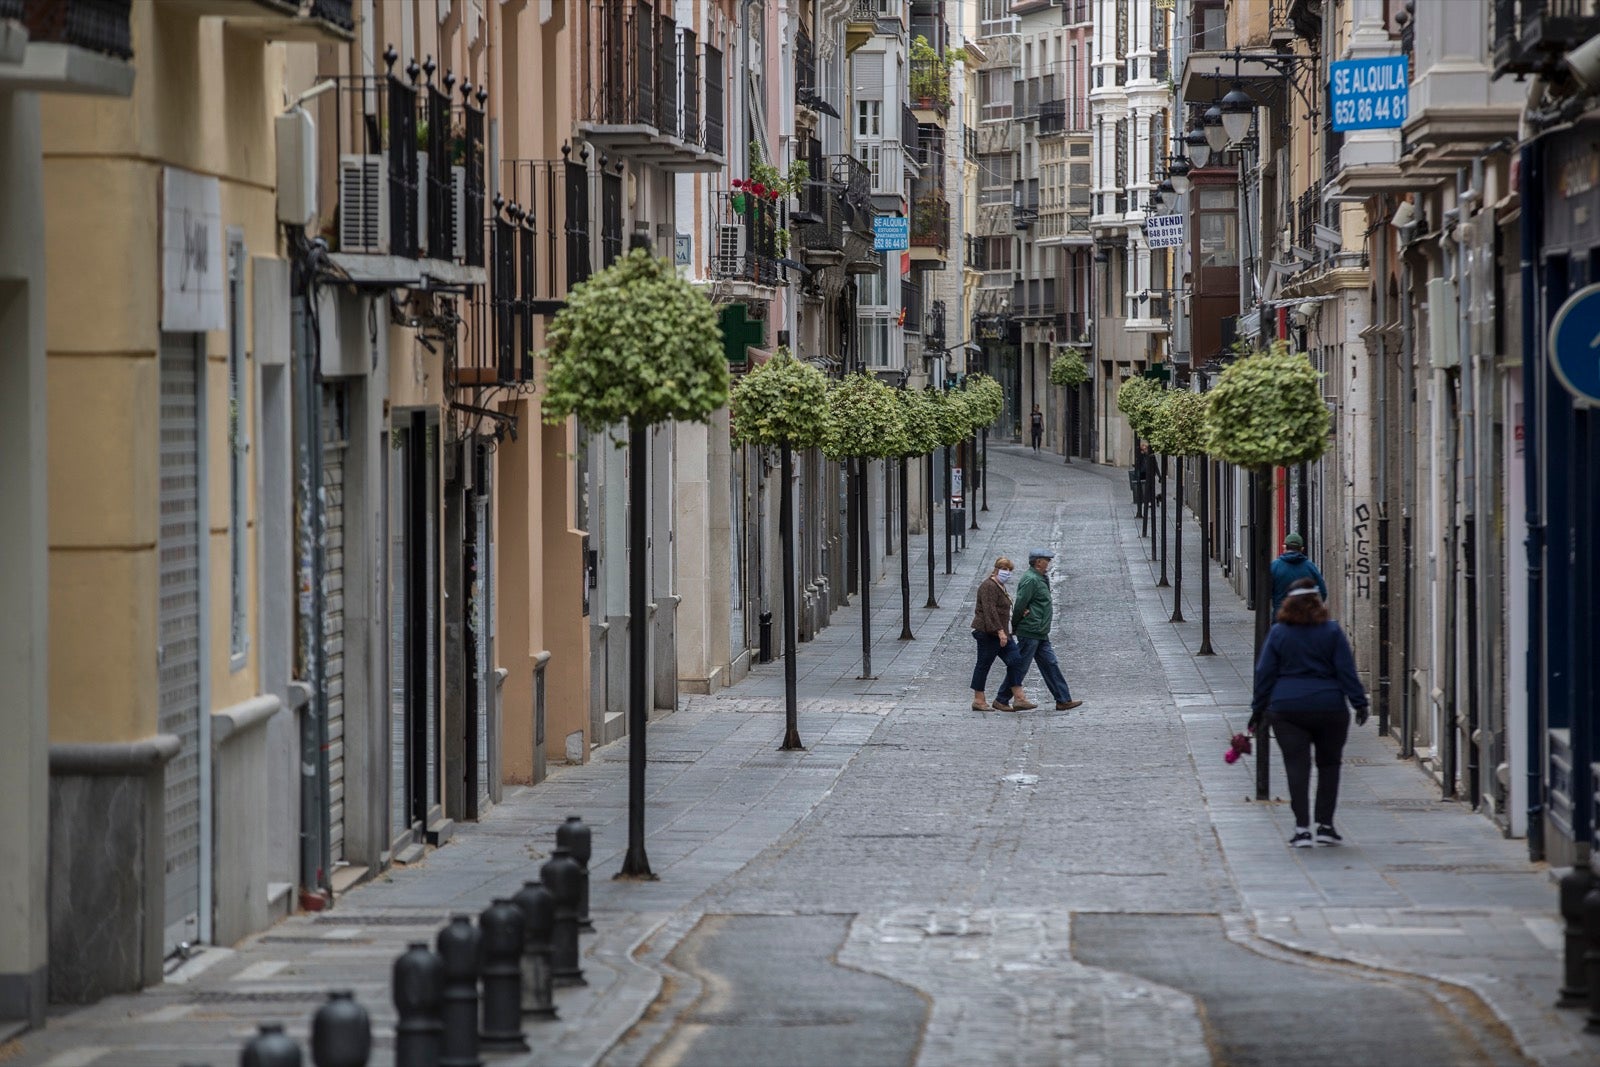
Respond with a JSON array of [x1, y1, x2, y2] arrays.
[[1286, 588, 1320, 598]]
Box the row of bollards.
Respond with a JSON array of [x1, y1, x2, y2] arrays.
[[1555, 864, 1600, 1033], [227, 816, 597, 1066]]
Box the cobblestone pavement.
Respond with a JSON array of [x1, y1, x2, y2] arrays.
[[11, 446, 1590, 1066]]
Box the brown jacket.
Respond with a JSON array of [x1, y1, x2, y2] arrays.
[[970, 576, 1012, 635]]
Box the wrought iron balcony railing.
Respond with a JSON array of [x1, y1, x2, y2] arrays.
[[22, 0, 131, 59], [1, 0, 23, 20], [307, 0, 353, 31], [579, 0, 726, 160], [712, 190, 781, 287], [1494, 0, 1600, 76], [911, 195, 950, 251]]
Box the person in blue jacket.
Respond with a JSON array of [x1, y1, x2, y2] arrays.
[[1270, 532, 1327, 616], [1251, 577, 1369, 848]]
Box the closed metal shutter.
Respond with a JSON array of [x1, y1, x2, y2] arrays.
[[473, 490, 490, 811], [158, 335, 202, 952], [389, 426, 410, 842], [321, 386, 348, 862], [424, 426, 439, 815]]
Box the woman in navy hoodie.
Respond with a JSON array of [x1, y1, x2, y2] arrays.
[[1251, 577, 1370, 848]]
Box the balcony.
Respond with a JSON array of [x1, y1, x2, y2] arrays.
[[847, 0, 891, 55], [1494, 0, 1600, 77], [910, 193, 949, 264], [315, 56, 488, 288], [902, 276, 924, 338], [710, 189, 782, 298], [1, 0, 133, 94], [909, 54, 950, 126], [576, 0, 726, 171], [203, 0, 353, 41]]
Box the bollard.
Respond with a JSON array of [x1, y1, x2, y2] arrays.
[[540, 848, 586, 987], [437, 916, 484, 1067], [394, 941, 445, 1067], [241, 1022, 303, 1067], [1558, 866, 1593, 1008], [1584, 880, 1600, 1033], [511, 880, 558, 1020], [311, 990, 372, 1067], [478, 899, 530, 1052], [556, 816, 595, 933]]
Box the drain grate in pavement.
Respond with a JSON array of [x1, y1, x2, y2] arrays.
[[314, 913, 443, 926], [190, 991, 326, 1005], [1376, 798, 1458, 810], [258, 935, 370, 944], [1383, 864, 1527, 875]]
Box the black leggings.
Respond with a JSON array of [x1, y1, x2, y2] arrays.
[[1267, 709, 1351, 827]]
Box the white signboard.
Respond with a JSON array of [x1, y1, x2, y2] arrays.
[[162, 167, 225, 331], [1144, 214, 1185, 250]]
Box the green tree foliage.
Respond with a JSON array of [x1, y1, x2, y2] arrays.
[[1115, 375, 1165, 438], [541, 248, 728, 435], [729, 346, 828, 448], [822, 373, 909, 460], [1049, 348, 1088, 388], [1202, 341, 1328, 468], [963, 373, 1004, 426], [1146, 389, 1210, 456], [928, 387, 973, 448], [898, 388, 942, 457]]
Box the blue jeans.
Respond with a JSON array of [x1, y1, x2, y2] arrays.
[[997, 636, 1072, 704], [970, 631, 1016, 692]]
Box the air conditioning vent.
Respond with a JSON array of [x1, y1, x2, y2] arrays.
[[338, 155, 387, 253], [715, 223, 743, 276]]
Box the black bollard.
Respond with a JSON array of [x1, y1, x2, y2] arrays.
[[394, 941, 445, 1067], [556, 816, 595, 933], [540, 848, 586, 987], [437, 915, 484, 1067], [241, 1022, 303, 1067], [478, 899, 530, 1052], [1558, 866, 1593, 1008], [511, 880, 558, 1020], [1584, 880, 1600, 1033], [311, 990, 371, 1067]]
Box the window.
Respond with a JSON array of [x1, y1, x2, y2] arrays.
[[860, 312, 895, 368], [1195, 2, 1227, 51], [982, 236, 1013, 272], [857, 263, 888, 306], [856, 139, 882, 184], [981, 69, 1013, 121], [1197, 187, 1239, 268], [981, 0, 1017, 36], [226, 228, 248, 668], [855, 99, 881, 139], [980, 152, 1014, 203]]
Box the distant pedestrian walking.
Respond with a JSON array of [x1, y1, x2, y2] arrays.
[[993, 548, 1083, 712], [1270, 532, 1328, 616], [970, 557, 1034, 712], [1030, 405, 1044, 452], [1135, 441, 1159, 515], [1251, 577, 1369, 849]]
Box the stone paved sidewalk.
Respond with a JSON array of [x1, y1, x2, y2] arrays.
[[1052, 445, 1591, 1067], [12, 446, 1593, 1067]]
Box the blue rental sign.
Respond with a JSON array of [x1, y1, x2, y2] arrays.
[[873, 215, 909, 252], [1549, 283, 1600, 405], [1329, 55, 1409, 132]]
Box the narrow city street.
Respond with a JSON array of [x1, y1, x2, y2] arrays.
[[12, 449, 1587, 1067]]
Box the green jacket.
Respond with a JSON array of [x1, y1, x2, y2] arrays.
[[1011, 567, 1053, 639]]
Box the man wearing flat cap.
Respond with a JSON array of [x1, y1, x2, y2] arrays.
[[991, 547, 1083, 712]]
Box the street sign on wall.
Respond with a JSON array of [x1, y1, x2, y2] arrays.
[[1329, 55, 1409, 132], [1549, 282, 1600, 405], [1144, 214, 1184, 249], [873, 215, 909, 251]]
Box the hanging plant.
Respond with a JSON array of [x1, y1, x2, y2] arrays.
[[963, 373, 1005, 427], [730, 346, 828, 448], [822, 373, 909, 461], [1146, 389, 1210, 456], [897, 387, 942, 457], [748, 143, 810, 202], [1116, 375, 1165, 439], [1202, 341, 1328, 468], [541, 247, 728, 439], [1049, 347, 1089, 388]]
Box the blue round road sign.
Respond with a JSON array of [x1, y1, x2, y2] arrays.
[[1549, 282, 1600, 405]]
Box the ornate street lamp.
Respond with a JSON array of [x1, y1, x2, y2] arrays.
[[1220, 82, 1255, 145], [1202, 103, 1228, 154], [1186, 124, 1212, 169], [1169, 155, 1193, 195]]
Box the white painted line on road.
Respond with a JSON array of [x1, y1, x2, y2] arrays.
[[138, 1004, 196, 1023], [41, 1048, 109, 1067], [233, 960, 290, 981], [164, 946, 233, 984], [1523, 916, 1563, 952], [321, 926, 364, 940]]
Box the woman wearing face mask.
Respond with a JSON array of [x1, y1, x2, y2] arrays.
[[970, 557, 1036, 712]]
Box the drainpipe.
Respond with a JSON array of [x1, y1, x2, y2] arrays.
[[1457, 166, 1482, 810], [1518, 101, 1545, 859], [1439, 224, 1460, 800], [1376, 194, 1392, 737], [1399, 239, 1417, 759]]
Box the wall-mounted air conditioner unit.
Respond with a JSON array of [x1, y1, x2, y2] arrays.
[[338, 155, 387, 254]]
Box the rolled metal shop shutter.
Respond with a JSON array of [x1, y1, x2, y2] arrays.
[[158, 334, 203, 953], [322, 385, 348, 863]]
